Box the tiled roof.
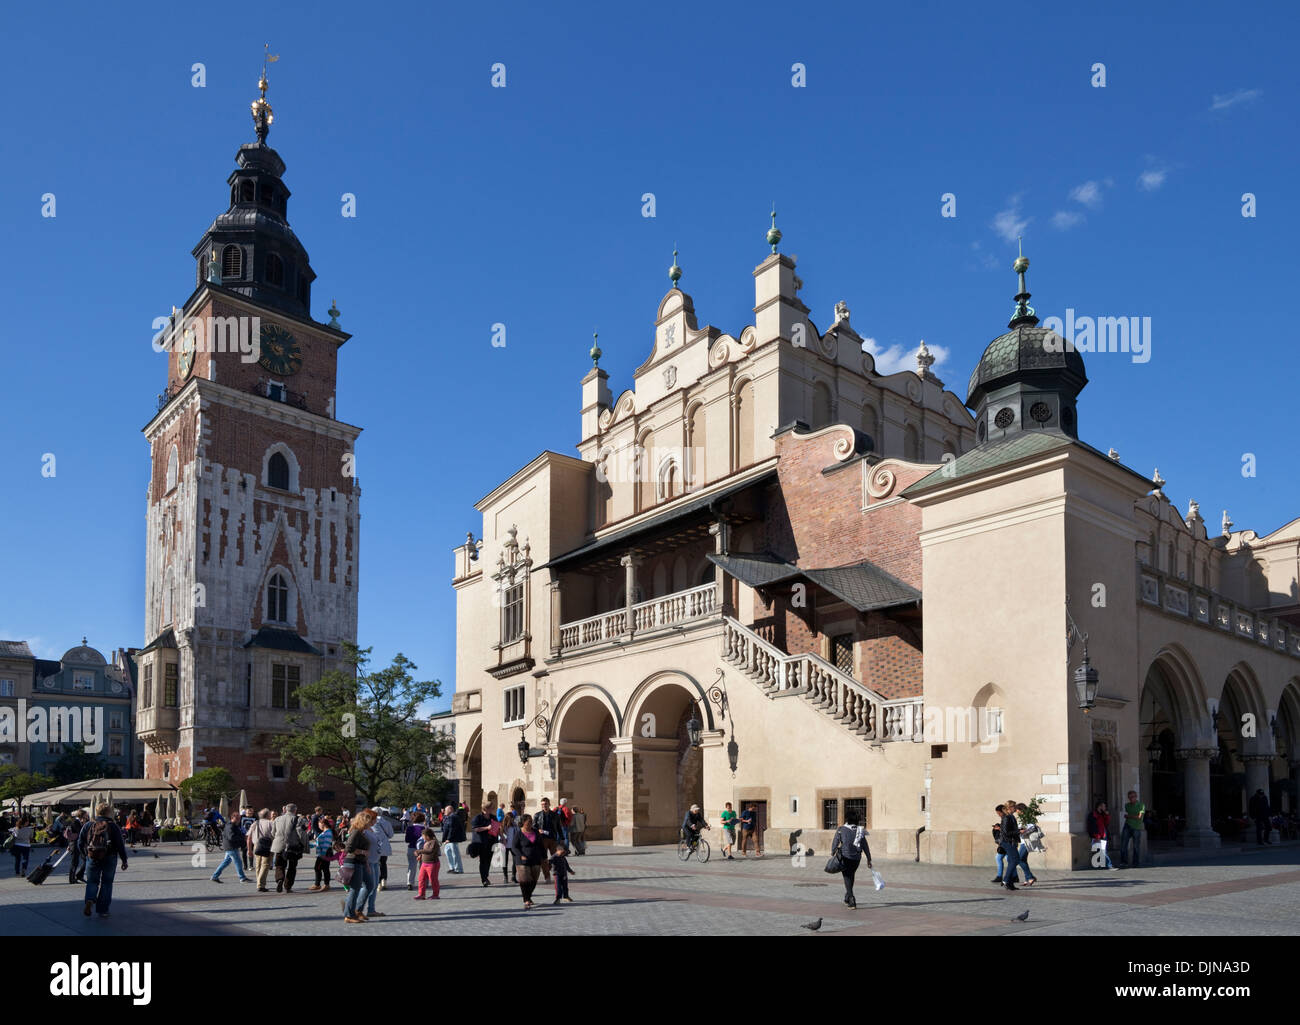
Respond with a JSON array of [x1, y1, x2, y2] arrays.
[[242, 627, 323, 655], [0, 640, 34, 659], [803, 563, 921, 613], [707, 552, 799, 588]]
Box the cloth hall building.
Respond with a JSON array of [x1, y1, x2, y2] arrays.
[[450, 232, 1300, 869]]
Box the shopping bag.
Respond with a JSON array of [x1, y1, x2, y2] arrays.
[[871, 869, 885, 891], [491, 844, 505, 870]]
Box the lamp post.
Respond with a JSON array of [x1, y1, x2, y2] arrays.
[[1065, 596, 1099, 712], [516, 700, 550, 765]]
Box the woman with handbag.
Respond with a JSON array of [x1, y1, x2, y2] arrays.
[[510, 813, 545, 909], [248, 808, 276, 891], [469, 802, 496, 886], [343, 809, 375, 923], [829, 809, 872, 910]]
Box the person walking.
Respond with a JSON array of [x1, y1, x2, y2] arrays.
[[271, 803, 308, 893], [470, 802, 496, 886], [1013, 803, 1038, 886], [404, 812, 427, 890], [569, 805, 587, 856], [238, 807, 256, 871], [831, 808, 873, 910], [999, 800, 1024, 889], [739, 803, 762, 857], [1086, 800, 1118, 870], [211, 813, 250, 883], [500, 812, 518, 883], [719, 802, 738, 861], [1249, 788, 1273, 845], [534, 798, 562, 882], [309, 816, 336, 891], [1120, 791, 1147, 865], [414, 827, 440, 900], [557, 798, 573, 849], [549, 844, 575, 904], [363, 813, 385, 918], [371, 807, 394, 890], [248, 808, 276, 891], [511, 813, 545, 910], [10, 815, 33, 877], [441, 804, 465, 874], [342, 809, 374, 923], [78, 803, 128, 918], [65, 811, 88, 884]]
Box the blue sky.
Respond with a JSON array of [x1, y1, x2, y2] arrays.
[[0, 2, 1294, 712]]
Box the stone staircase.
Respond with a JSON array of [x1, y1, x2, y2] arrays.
[[721, 617, 922, 744]]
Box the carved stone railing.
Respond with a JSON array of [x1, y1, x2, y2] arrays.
[[558, 582, 717, 651], [721, 617, 922, 743]]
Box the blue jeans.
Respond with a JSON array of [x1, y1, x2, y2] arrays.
[[366, 860, 380, 913], [344, 861, 372, 918], [1119, 825, 1142, 864], [84, 857, 118, 913], [1001, 844, 1023, 884], [996, 848, 1032, 882], [445, 842, 462, 872], [211, 850, 248, 880], [12, 845, 30, 875], [406, 847, 419, 887], [1093, 840, 1114, 868]]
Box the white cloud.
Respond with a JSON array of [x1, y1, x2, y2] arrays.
[[862, 338, 951, 376], [1138, 168, 1168, 191], [1051, 210, 1085, 230], [969, 241, 999, 270], [1069, 180, 1104, 209], [1210, 88, 1261, 111], [991, 196, 1030, 244]]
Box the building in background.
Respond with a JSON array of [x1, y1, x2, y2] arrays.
[[0, 641, 37, 771], [426, 710, 457, 805], [26, 640, 135, 779]]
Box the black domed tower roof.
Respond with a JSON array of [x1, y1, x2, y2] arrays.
[[965, 247, 1087, 446], [189, 60, 315, 319]]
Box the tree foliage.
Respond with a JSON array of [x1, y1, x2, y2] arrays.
[[0, 766, 56, 804], [179, 767, 237, 805], [50, 742, 119, 785], [276, 644, 451, 808]]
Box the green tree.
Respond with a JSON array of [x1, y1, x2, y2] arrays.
[[179, 767, 237, 806], [50, 742, 118, 785], [0, 766, 56, 805], [276, 643, 451, 808]]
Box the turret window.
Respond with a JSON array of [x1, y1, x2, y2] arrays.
[[221, 244, 243, 279], [267, 451, 290, 490], [259, 183, 276, 206], [267, 572, 289, 623], [240, 180, 255, 203], [266, 253, 284, 287]]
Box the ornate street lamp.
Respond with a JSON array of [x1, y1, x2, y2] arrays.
[[1065, 597, 1099, 712], [1146, 735, 1163, 766], [516, 700, 550, 765], [686, 715, 702, 747]]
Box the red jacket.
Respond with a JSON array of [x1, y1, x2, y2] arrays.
[[1087, 810, 1110, 839]]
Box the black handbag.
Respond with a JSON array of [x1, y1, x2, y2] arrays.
[[824, 851, 843, 874], [466, 840, 481, 858]]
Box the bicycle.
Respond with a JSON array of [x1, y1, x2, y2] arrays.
[[195, 822, 223, 852], [678, 829, 710, 864]]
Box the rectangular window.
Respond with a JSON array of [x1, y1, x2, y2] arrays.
[[822, 798, 839, 830], [270, 763, 286, 779], [985, 708, 1003, 737], [143, 664, 153, 707], [243, 664, 252, 707], [109, 737, 123, 757], [73, 672, 95, 691], [47, 742, 61, 755], [163, 664, 178, 707], [844, 797, 869, 828], [830, 634, 854, 676], [503, 684, 525, 726], [272, 664, 300, 709], [0, 679, 13, 697], [109, 711, 123, 730], [502, 583, 525, 644], [268, 382, 285, 402]]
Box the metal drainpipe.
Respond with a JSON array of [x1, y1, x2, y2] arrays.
[[915, 825, 926, 862]]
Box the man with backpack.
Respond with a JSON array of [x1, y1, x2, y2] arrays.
[[270, 803, 309, 893], [78, 803, 128, 917]]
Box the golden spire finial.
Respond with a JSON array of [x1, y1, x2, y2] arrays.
[[252, 44, 280, 143]]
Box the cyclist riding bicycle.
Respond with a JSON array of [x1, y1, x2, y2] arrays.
[[202, 805, 225, 844], [681, 805, 709, 847]]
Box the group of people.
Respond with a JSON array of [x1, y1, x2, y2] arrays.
[[0, 804, 134, 917], [991, 800, 1047, 890], [683, 801, 764, 859]]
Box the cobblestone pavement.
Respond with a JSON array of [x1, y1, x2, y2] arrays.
[[2, 841, 1297, 936]]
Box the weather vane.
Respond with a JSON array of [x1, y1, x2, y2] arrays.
[[251, 44, 280, 143]]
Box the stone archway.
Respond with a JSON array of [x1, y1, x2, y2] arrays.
[[462, 726, 483, 815], [1140, 649, 1218, 847], [552, 689, 621, 841], [1276, 682, 1300, 815]]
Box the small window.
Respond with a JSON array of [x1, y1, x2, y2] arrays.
[[259, 183, 276, 207], [142, 664, 153, 707], [844, 797, 868, 827], [109, 711, 123, 730], [501, 583, 525, 644], [830, 634, 854, 676], [267, 452, 290, 490], [240, 180, 255, 202], [221, 244, 243, 279], [0, 679, 13, 697], [266, 253, 284, 287], [109, 737, 123, 758], [163, 664, 178, 707], [244, 664, 252, 707], [985, 708, 1004, 737], [165, 446, 179, 493], [267, 382, 285, 402], [503, 684, 525, 726], [270, 764, 286, 780], [267, 573, 289, 623], [271, 663, 300, 709], [73, 672, 95, 691]]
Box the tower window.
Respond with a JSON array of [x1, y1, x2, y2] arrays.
[[267, 572, 289, 623], [163, 663, 178, 707], [266, 253, 284, 287], [221, 244, 243, 279], [297, 277, 309, 306], [240, 180, 255, 202], [267, 451, 290, 490], [259, 183, 276, 206]]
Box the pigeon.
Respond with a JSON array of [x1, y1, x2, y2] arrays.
[[1013, 910, 1030, 922], [801, 917, 823, 931]]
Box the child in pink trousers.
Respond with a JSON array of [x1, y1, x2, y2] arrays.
[[415, 827, 440, 900]]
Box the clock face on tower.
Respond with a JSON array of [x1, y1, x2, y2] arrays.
[[258, 323, 303, 376], [178, 324, 197, 378]]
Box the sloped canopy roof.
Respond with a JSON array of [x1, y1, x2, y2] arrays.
[[708, 553, 920, 613]]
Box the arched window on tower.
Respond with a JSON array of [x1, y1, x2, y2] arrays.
[[266, 573, 289, 624], [811, 381, 833, 429], [259, 183, 277, 207], [267, 451, 290, 491], [240, 180, 255, 202], [904, 424, 921, 461], [266, 253, 284, 287], [221, 244, 243, 279]]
